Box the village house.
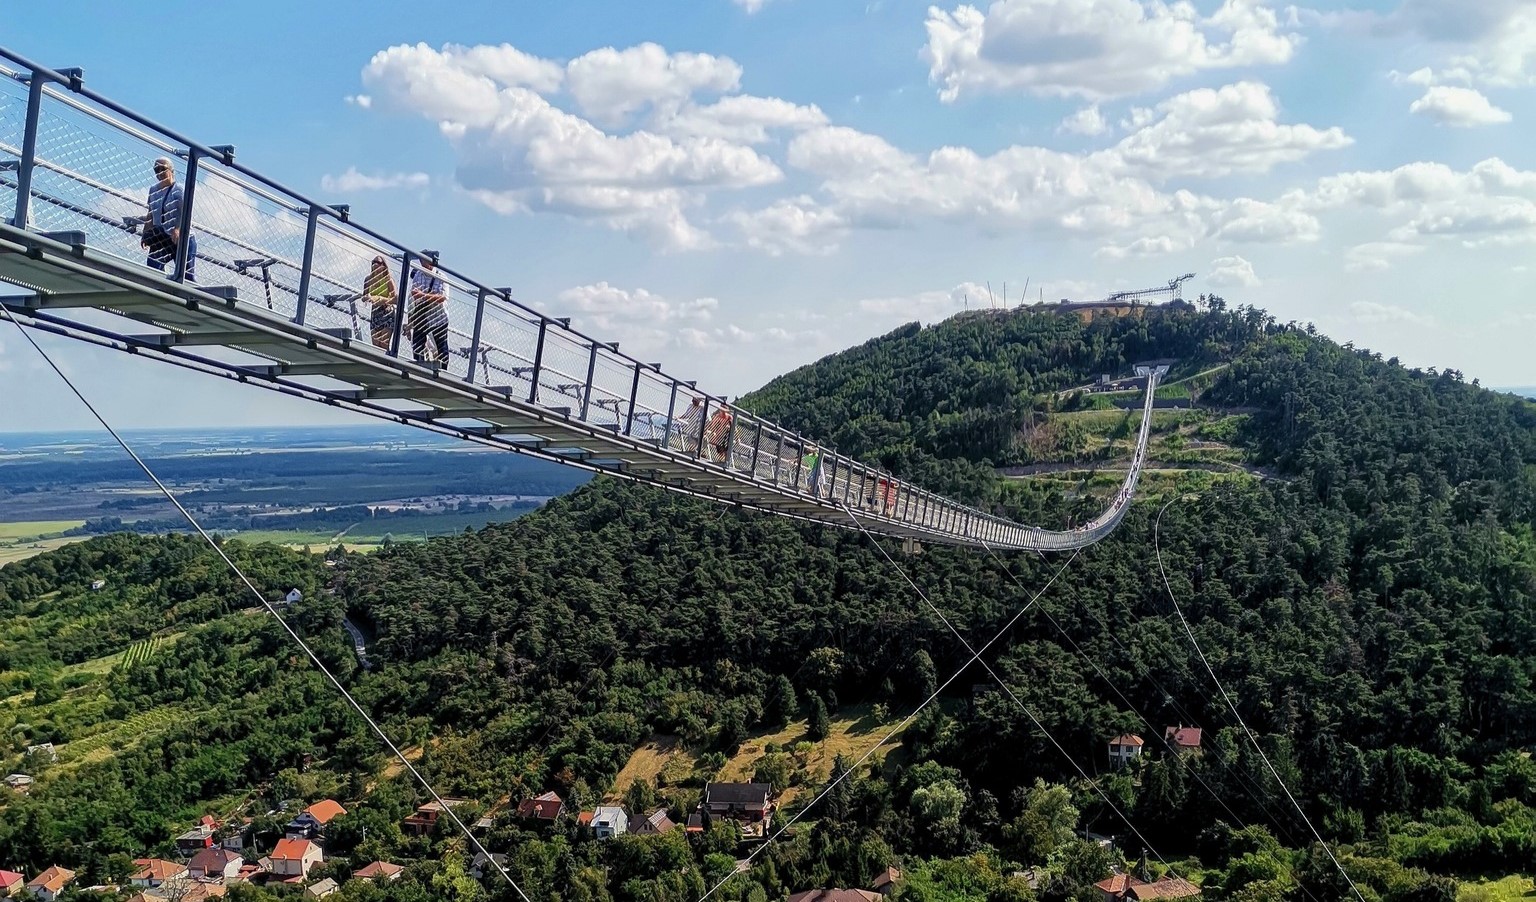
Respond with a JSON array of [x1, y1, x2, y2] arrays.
[[1164, 726, 1203, 756], [870, 867, 902, 895], [132, 878, 228, 902], [25, 743, 56, 762], [701, 782, 772, 834], [353, 862, 404, 883], [285, 589, 303, 604], [1108, 734, 1144, 768], [515, 791, 564, 824], [268, 839, 323, 881], [175, 826, 217, 857], [305, 877, 339, 899], [630, 808, 677, 835], [187, 848, 243, 882], [286, 799, 346, 840], [469, 852, 508, 880], [131, 859, 188, 888], [787, 890, 881, 902], [402, 798, 471, 836], [1129, 877, 1201, 899], [0, 870, 23, 897], [592, 806, 628, 839], [27, 866, 76, 902], [91, 579, 107, 590], [2, 774, 32, 794]]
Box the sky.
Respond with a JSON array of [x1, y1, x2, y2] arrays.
[[2, 0, 1534, 431]]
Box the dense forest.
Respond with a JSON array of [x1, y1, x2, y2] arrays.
[[1, 303, 1534, 902]]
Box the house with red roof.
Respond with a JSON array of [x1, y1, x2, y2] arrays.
[[1129, 876, 1201, 899], [0, 870, 23, 897], [1108, 734, 1144, 768], [268, 839, 322, 879], [1164, 726, 1203, 756], [131, 859, 188, 888], [787, 890, 881, 902], [515, 791, 564, 823], [353, 862, 404, 883], [402, 799, 471, 836], [631, 808, 677, 835], [286, 799, 347, 840], [27, 866, 76, 902], [1094, 873, 1146, 901], [187, 848, 243, 882]]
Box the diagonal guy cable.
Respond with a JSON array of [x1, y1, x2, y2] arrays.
[[693, 531, 1083, 902], [842, 504, 1182, 878], [1155, 494, 1367, 902], [2, 303, 535, 902]]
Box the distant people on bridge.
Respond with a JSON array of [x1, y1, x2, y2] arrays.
[[409, 253, 449, 366], [142, 157, 196, 282], [704, 407, 734, 463], [673, 397, 705, 454], [801, 445, 822, 496], [365, 256, 398, 350]]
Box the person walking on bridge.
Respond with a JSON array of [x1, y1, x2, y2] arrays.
[[410, 253, 450, 367], [142, 157, 196, 282]]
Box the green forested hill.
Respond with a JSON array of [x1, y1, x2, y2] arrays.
[[2, 304, 1535, 902]]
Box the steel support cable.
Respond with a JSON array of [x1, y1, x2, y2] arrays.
[[693, 543, 1084, 902], [1155, 495, 1367, 902], [841, 505, 1186, 882], [1, 303, 536, 902], [981, 540, 1323, 902]]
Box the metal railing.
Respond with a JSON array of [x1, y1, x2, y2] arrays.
[[0, 46, 1161, 551]]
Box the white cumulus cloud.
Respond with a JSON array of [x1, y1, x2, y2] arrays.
[[1408, 86, 1513, 126], [923, 0, 1300, 101], [1058, 105, 1109, 136], [1207, 254, 1260, 287]]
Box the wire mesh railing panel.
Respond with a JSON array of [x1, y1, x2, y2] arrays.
[[307, 221, 391, 342], [535, 330, 595, 414], [25, 95, 165, 265], [473, 302, 539, 396], [0, 76, 25, 221], [189, 167, 310, 315], [587, 353, 637, 433], [628, 370, 675, 446]]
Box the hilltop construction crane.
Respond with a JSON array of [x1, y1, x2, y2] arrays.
[[1101, 272, 1196, 305]]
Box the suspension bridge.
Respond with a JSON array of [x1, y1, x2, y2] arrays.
[[0, 47, 1165, 551]]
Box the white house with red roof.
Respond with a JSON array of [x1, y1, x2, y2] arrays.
[[268, 839, 322, 879], [0, 870, 24, 897], [131, 859, 188, 888], [27, 866, 76, 902], [1108, 734, 1144, 767]]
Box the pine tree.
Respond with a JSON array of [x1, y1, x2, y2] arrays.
[[807, 695, 831, 741]]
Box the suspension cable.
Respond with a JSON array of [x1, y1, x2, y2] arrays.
[[694, 538, 1084, 902], [1155, 494, 1367, 902], [2, 306, 536, 902]]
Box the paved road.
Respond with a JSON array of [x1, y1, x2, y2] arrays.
[[342, 616, 371, 669]]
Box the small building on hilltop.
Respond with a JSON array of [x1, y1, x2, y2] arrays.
[[187, 848, 243, 882], [3, 774, 32, 794], [131, 860, 188, 888], [175, 825, 217, 857], [0, 870, 25, 897], [402, 798, 472, 836], [268, 839, 322, 880], [27, 867, 76, 902], [353, 862, 404, 883], [788, 890, 882, 902], [702, 782, 772, 831]]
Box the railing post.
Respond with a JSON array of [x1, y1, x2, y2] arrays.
[[624, 363, 642, 436], [12, 72, 44, 229], [792, 441, 805, 490], [172, 149, 201, 283], [771, 432, 785, 485], [292, 206, 320, 325], [663, 380, 680, 448], [695, 398, 712, 461], [389, 253, 413, 358], [465, 288, 489, 384], [528, 318, 548, 403], [579, 343, 600, 421], [723, 408, 740, 470], [748, 422, 763, 477]]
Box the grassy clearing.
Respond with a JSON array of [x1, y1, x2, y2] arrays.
[[0, 520, 84, 541], [0, 536, 86, 566], [52, 704, 193, 771], [1460, 876, 1536, 901], [720, 704, 907, 804], [609, 736, 691, 799]]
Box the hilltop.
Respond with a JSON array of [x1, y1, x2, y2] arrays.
[[1, 302, 1534, 901]]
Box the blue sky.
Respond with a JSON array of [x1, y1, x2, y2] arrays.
[[3, 0, 1534, 431]]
